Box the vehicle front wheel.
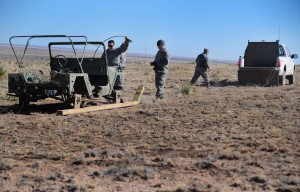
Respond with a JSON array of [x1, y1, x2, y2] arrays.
[[279, 70, 286, 86], [287, 71, 295, 85], [19, 94, 30, 106]]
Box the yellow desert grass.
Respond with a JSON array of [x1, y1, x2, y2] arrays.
[[0, 65, 6, 78]]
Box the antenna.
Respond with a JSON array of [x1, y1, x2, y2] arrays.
[[278, 27, 280, 42], [144, 46, 147, 63]]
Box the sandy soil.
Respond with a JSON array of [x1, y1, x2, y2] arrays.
[[0, 48, 299, 192]]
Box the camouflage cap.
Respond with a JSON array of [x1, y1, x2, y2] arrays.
[[157, 39, 165, 46]]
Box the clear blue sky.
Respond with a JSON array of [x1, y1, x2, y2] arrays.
[[0, 0, 299, 61]]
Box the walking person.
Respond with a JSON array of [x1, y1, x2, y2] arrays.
[[151, 39, 170, 99], [190, 48, 210, 88]]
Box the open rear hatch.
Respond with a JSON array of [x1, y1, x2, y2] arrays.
[[244, 41, 279, 68], [238, 41, 280, 86]]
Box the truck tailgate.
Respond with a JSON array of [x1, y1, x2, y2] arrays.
[[238, 67, 279, 86]]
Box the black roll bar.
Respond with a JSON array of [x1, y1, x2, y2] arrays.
[[9, 35, 87, 73], [48, 41, 106, 60]]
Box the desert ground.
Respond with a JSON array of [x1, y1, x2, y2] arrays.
[[0, 46, 299, 192]]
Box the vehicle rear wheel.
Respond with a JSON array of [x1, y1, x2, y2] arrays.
[[279, 70, 286, 86]]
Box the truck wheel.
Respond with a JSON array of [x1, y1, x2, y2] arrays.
[[287, 71, 295, 85], [292, 71, 296, 84], [19, 95, 30, 106], [279, 71, 286, 86]]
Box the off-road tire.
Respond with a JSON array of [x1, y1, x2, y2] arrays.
[[287, 71, 295, 85]]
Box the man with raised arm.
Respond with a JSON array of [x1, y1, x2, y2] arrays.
[[103, 36, 131, 90]]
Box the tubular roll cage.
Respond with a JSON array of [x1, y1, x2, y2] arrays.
[[48, 41, 106, 60], [8, 35, 106, 73]]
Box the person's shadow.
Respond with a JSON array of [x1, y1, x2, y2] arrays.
[[200, 79, 239, 87]]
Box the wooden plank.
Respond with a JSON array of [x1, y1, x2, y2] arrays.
[[57, 86, 144, 116], [57, 101, 139, 116], [133, 85, 145, 102]]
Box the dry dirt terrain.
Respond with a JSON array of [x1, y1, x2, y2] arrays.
[[0, 47, 299, 192]]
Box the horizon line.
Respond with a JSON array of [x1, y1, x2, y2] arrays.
[[0, 43, 237, 64]]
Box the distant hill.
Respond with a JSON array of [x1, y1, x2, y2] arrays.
[[0, 43, 237, 64]]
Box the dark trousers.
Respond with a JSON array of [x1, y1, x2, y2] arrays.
[[114, 72, 125, 90], [190, 68, 209, 85]]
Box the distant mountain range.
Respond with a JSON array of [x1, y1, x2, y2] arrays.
[[0, 43, 236, 64]]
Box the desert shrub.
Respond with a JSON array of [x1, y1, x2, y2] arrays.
[[0, 95, 13, 100], [249, 175, 267, 184], [0, 162, 12, 171], [180, 84, 196, 95], [0, 65, 6, 78], [219, 150, 243, 160]]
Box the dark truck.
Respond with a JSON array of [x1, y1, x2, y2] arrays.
[[238, 41, 298, 86]]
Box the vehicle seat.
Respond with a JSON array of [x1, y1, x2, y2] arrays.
[[81, 58, 109, 86]]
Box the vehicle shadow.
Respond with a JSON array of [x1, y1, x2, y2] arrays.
[[0, 103, 67, 115]]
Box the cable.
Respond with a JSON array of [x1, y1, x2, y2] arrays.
[[92, 35, 132, 60], [103, 35, 132, 43], [16, 101, 25, 114], [263, 68, 278, 87]]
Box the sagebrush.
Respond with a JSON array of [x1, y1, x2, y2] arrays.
[[180, 84, 196, 95], [0, 65, 6, 78]]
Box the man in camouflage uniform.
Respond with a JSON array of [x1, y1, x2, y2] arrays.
[[103, 36, 130, 90], [190, 48, 210, 88], [151, 39, 169, 99]]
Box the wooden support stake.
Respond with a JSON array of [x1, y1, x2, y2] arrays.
[[57, 101, 139, 116], [133, 85, 145, 102], [74, 94, 82, 109]]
